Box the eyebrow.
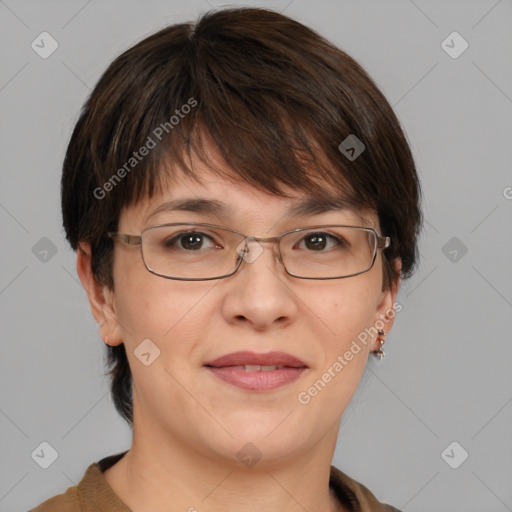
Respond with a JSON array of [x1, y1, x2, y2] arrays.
[[145, 198, 232, 222], [145, 196, 368, 224], [287, 196, 359, 218]]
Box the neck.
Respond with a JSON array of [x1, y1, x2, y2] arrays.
[[103, 414, 345, 512]]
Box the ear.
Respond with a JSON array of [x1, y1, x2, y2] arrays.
[[371, 258, 402, 352], [76, 242, 123, 347]]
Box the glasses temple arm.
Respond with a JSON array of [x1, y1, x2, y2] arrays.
[[377, 236, 391, 249], [108, 232, 142, 246]]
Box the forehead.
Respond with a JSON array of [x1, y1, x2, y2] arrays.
[[120, 165, 377, 231]]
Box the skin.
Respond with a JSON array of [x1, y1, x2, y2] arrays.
[[77, 154, 400, 512]]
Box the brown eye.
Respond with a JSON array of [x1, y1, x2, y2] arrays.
[[296, 232, 350, 252], [165, 232, 217, 251], [180, 233, 205, 250], [304, 233, 327, 250]]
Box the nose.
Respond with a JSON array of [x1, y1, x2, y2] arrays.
[[220, 239, 298, 332]]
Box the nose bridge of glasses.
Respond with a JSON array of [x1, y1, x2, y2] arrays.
[[236, 235, 282, 265]]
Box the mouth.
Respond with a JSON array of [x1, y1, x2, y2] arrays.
[[204, 351, 308, 391]]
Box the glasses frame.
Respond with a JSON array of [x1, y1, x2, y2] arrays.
[[108, 222, 391, 281]]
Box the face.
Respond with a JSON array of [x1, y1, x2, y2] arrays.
[[94, 158, 398, 468]]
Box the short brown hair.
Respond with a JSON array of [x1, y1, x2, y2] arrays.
[[62, 7, 422, 425]]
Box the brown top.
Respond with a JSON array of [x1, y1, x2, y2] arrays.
[[30, 451, 401, 512]]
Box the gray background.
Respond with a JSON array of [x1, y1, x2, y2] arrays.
[[1, 0, 511, 510]]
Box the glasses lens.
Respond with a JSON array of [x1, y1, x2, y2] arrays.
[[139, 224, 379, 280], [141, 224, 243, 279], [280, 226, 377, 278]]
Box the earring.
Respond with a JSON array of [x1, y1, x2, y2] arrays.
[[374, 329, 386, 360]]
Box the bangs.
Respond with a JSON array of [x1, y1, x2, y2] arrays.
[[140, 116, 362, 210], [92, 87, 368, 226]]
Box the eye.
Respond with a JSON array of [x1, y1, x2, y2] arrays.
[[165, 231, 220, 251], [298, 232, 348, 251]]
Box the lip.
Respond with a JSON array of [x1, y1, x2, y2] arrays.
[[204, 351, 308, 392], [205, 350, 308, 368]]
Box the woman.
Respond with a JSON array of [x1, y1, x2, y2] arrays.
[[32, 7, 421, 511]]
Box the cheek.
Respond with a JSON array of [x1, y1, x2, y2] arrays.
[[294, 282, 378, 426], [310, 278, 379, 348], [300, 280, 379, 389], [112, 270, 212, 402], [112, 256, 210, 347]]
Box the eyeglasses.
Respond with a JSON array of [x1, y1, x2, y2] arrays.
[[108, 222, 390, 281]]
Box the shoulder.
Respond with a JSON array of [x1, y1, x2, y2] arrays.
[[330, 465, 402, 512], [28, 485, 81, 512], [28, 452, 129, 512]]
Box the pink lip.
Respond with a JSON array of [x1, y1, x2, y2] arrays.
[[205, 351, 307, 368], [204, 351, 308, 392]]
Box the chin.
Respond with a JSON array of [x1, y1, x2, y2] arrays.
[[206, 433, 307, 471], [216, 414, 312, 457]]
